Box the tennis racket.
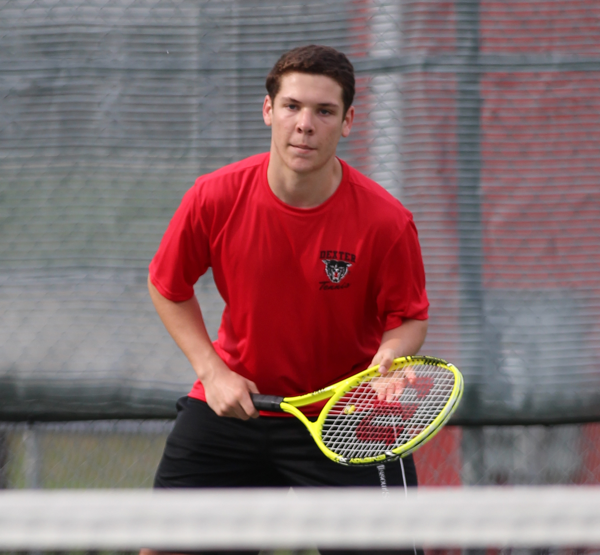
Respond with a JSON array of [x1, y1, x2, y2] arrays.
[[251, 355, 463, 466]]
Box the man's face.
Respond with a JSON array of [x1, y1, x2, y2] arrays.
[[263, 72, 354, 176]]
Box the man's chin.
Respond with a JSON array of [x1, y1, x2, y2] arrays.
[[285, 158, 318, 174], [286, 153, 331, 174]]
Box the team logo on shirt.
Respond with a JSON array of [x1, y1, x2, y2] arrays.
[[320, 250, 355, 290], [323, 259, 351, 283]]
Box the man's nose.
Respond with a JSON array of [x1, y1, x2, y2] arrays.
[[296, 108, 315, 134]]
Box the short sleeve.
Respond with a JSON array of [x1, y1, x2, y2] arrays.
[[148, 182, 211, 301], [375, 218, 429, 330]]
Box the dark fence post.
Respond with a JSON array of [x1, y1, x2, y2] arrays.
[[0, 431, 8, 488], [455, 0, 486, 487]]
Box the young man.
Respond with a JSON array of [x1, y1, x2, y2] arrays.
[[145, 45, 429, 555]]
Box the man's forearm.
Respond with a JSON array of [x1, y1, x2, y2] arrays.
[[371, 318, 429, 374], [379, 318, 429, 358], [147, 275, 221, 379], [148, 275, 259, 419]]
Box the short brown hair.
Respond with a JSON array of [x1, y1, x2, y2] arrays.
[[266, 45, 355, 115]]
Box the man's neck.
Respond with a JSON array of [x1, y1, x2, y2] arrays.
[[267, 155, 343, 209]]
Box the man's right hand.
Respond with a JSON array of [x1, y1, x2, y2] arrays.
[[199, 360, 260, 420]]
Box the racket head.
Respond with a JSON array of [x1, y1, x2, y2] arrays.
[[310, 356, 464, 466]]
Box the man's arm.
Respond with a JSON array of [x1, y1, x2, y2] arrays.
[[370, 318, 429, 374], [148, 275, 259, 420]]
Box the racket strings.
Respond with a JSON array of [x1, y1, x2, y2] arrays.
[[320, 364, 456, 462]]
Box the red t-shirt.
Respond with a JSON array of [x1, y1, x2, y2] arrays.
[[149, 153, 429, 414]]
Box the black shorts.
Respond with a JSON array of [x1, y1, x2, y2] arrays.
[[153, 397, 422, 555]]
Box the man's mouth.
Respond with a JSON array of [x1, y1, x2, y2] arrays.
[[291, 144, 315, 152]]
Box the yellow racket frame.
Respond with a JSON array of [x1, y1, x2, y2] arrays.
[[262, 355, 464, 465]]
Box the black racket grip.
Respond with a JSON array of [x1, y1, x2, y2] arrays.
[[251, 393, 285, 412]]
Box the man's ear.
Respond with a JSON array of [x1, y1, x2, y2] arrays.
[[262, 94, 273, 127], [341, 105, 355, 138]]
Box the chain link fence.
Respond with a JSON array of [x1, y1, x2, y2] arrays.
[[1, 422, 600, 488], [1, 0, 600, 489]]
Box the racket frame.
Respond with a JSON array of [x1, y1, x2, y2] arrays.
[[256, 355, 464, 466]]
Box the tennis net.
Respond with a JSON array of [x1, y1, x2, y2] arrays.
[[1, 486, 599, 553]]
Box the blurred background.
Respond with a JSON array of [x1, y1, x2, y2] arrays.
[[1, 0, 600, 489]]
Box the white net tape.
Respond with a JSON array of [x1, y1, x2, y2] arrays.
[[1, 486, 599, 551]]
